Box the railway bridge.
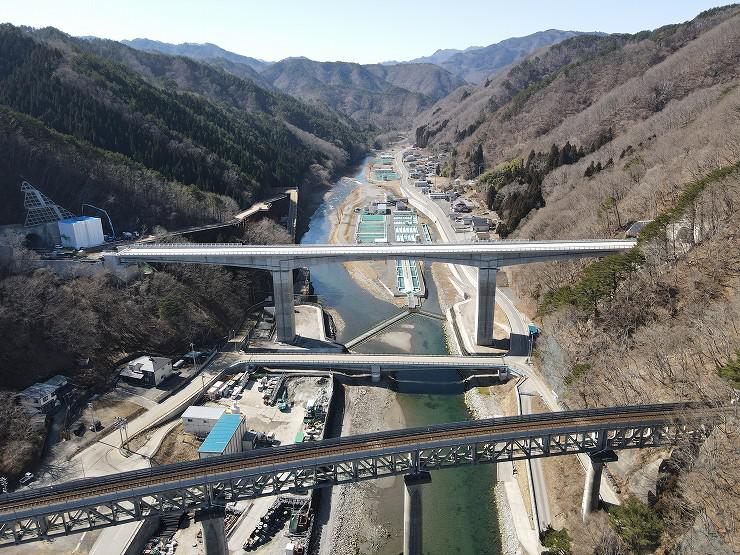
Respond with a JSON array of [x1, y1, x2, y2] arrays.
[[0, 403, 721, 552], [108, 240, 635, 346]]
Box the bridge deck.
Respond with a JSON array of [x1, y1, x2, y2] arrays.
[[241, 352, 508, 371], [116, 239, 635, 258]]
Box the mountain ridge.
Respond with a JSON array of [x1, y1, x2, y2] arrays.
[[121, 38, 271, 71]]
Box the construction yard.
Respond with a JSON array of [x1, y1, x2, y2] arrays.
[[149, 374, 334, 555]]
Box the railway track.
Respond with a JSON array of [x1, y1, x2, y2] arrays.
[[0, 402, 720, 520]]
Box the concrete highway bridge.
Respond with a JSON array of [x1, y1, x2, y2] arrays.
[[0, 403, 721, 549], [109, 240, 635, 346], [240, 353, 510, 382]]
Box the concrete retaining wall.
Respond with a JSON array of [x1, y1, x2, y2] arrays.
[[122, 517, 159, 555]]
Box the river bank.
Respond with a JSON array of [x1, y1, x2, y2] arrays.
[[310, 154, 504, 554]]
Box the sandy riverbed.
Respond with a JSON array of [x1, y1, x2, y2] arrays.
[[328, 176, 408, 307]]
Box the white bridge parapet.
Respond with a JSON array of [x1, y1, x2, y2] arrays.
[[112, 239, 636, 344]]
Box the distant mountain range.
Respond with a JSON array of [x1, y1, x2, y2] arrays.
[[122, 38, 271, 71], [258, 58, 466, 128], [118, 29, 594, 127], [414, 30, 598, 83]]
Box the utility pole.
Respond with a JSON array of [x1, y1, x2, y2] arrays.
[[89, 400, 98, 432], [191, 342, 198, 374]]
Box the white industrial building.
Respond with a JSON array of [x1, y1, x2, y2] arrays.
[[198, 413, 248, 459], [120, 356, 173, 387], [57, 216, 105, 249], [182, 405, 227, 437]]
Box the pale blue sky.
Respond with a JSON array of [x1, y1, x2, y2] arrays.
[[1, 1, 729, 63]]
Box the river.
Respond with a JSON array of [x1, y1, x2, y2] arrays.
[[300, 160, 501, 554]]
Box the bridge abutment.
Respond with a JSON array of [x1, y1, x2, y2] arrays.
[[475, 267, 497, 346], [272, 268, 296, 343], [404, 471, 431, 555]]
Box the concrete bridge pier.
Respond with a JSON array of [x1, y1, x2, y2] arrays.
[[371, 365, 381, 383], [272, 268, 295, 343], [581, 441, 618, 520], [404, 471, 431, 555], [581, 456, 604, 519], [475, 267, 498, 346], [195, 507, 227, 555]]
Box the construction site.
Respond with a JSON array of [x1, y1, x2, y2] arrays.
[[131, 372, 335, 555]]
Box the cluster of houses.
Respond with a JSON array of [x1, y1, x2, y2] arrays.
[[404, 150, 444, 180], [405, 149, 495, 240]]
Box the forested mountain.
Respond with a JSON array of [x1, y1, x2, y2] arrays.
[[417, 6, 740, 553], [417, 6, 740, 233], [122, 38, 271, 71], [411, 30, 591, 83], [0, 24, 366, 229], [260, 58, 467, 128]]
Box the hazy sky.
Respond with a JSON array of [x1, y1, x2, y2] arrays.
[[1, 0, 728, 63]]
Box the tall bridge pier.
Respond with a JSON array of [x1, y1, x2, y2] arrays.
[[475, 267, 498, 346], [581, 432, 619, 520], [272, 268, 296, 343], [404, 472, 431, 555]]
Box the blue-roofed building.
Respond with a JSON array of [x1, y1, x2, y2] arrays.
[[198, 413, 247, 459]]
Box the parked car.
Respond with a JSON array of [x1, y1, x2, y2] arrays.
[[19, 472, 35, 486]]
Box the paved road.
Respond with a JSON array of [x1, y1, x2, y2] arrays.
[[394, 146, 620, 537], [520, 388, 552, 533]]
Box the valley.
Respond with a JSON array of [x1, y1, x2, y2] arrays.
[[0, 4, 738, 555]]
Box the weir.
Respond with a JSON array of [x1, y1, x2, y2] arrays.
[[344, 308, 447, 349]]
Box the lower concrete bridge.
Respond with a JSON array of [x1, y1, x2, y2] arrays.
[[109, 239, 635, 346], [0, 403, 721, 548], [241, 352, 510, 382]]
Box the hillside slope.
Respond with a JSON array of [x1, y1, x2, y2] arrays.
[[417, 6, 740, 553], [0, 25, 366, 228], [435, 29, 591, 83]]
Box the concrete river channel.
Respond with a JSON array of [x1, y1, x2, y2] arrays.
[[300, 160, 501, 554]]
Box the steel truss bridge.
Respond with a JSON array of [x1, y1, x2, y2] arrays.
[[0, 403, 722, 546]]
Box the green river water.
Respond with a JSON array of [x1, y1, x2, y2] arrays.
[[300, 162, 501, 554]]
